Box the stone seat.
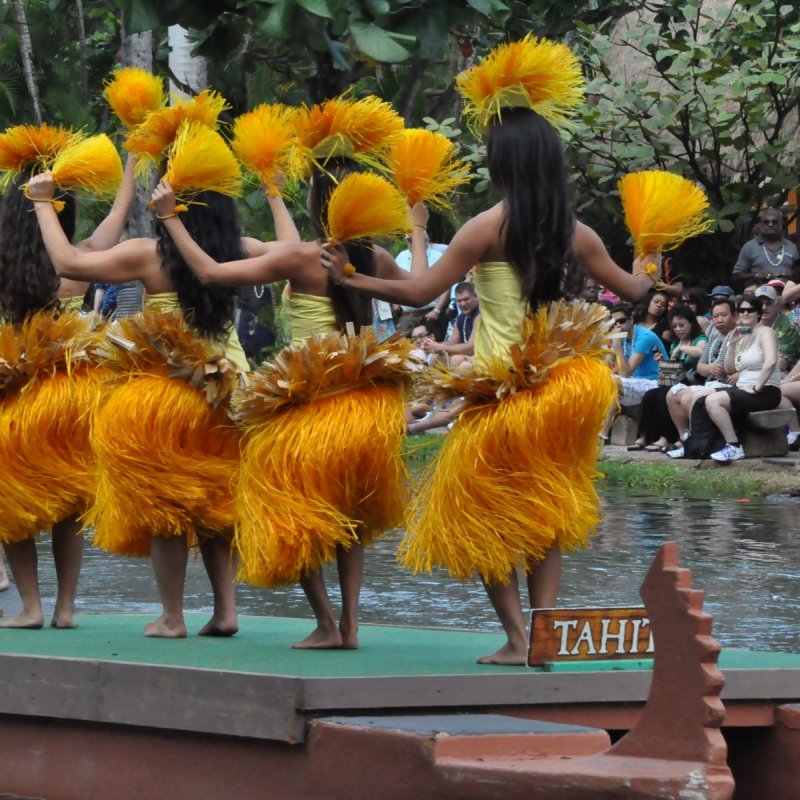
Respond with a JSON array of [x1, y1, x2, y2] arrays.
[[741, 408, 793, 457]]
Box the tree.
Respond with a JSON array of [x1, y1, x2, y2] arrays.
[[567, 0, 800, 283], [10, 0, 41, 122]]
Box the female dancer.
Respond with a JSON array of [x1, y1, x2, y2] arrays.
[[0, 155, 136, 629], [27, 166, 297, 637], [321, 36, 662, 664], [150, 158, 425, 649]]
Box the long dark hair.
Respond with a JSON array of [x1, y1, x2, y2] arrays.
[[156, 191, 242, 338], [632, 289, 668, 325], [0, 171, 76, 324], [308, 158, 377, 332], [667, 303, 703, 342], [486, 107, 574, 311]]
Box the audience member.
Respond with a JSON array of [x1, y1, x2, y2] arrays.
[[395, 239, 449, 338], [753, 284, 800, 372], [421, 281, 479, 367], [679, 287, 710, 334], [633, 289, 671, 345], [0, 544, 8, 592], [732, 208, 798, 288], [667, 298, 739, 456]]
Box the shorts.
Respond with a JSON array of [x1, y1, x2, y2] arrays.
[[619, 376, 658, 406], [716, 384, 781, 415]]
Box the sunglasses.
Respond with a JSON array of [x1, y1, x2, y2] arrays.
[[737, 307, 757, 313], [613, 317, 628, 325]]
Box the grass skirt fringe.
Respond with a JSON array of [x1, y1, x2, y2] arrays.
[[399, 300, 618, 585], [86, 311, 242, 557], [232, 330, 415, 587], [0, 312, 103, 543]]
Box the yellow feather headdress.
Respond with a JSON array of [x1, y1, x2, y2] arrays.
[[162, 121, 242, 209], [619, 170, 713, 254], [456, 34, 584, 132], [51, 134, 123, 199], [124, 89, 229, 173], [325, 172, 410, 244], [231, 103, 298, 196], [104, 67, 166, 128], [0, 123, 81, 191], [292, 95, 404, 177], [383, 128, 471, 209]]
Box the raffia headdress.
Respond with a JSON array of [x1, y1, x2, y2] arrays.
[[292, 95, 404, 177], [619, 170, 712, 254], [456, 33, 584, 132]]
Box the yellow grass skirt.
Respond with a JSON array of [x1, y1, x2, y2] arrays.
[[0, 312, 103, 544], [399, 300, 618, 584], [232, 330, 416, 587], [85, 311, 243, 557]]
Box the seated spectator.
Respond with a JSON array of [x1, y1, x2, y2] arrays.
[[667, 298, 738, 453], [732, 208, 798, 289], [754, 284, 800, 372], [421, 281, 479, 367], [395, 238, 449, 339], [628, 304, 708, 452], [679, 288, 710, 334], [580, 276, 601, 303], [0, 543, 8, 592], [672, 294, 781, 462], [633, 289, 671, 346]]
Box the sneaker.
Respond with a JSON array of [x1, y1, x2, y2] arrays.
[[667, 445, 684, 459], [788, 431, 800, 451], [710, 443, 745, 462]]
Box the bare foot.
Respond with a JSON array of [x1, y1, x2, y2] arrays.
[[50, 614, 78, 629], [0, 573, 9, 592], [0, 610, 45, 629], [198, 614, 239, 637], [144, 614, 187, 638], [477, 643, 528, 665], [291, 625, 343, 649], [339, 622, 359, 650]]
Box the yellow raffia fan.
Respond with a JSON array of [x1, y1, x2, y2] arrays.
[[0, 123, 81, 191], [325, 172, 410, 244], [456, 33, 584, 132], [292, 95, 404, 177], [231, 103, 297, 195], [51, 134, 123, 200], [124, 89, 229, 173], [384, 129, 471, 209], [103, 67, 166, 128], [162, 121, 242, 210], [619, 170, 712, 254]]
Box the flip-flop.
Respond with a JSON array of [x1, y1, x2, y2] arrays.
[[644, 443, 664, 452], [626, 443, 645, 451]]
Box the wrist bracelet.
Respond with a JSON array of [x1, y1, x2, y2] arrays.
[[156, 212, 178, 220], [412, 224, 427, 230], [334, 276, 350, 286]]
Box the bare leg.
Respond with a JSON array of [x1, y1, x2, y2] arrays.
[[292, 569, 343, 649], [50, 516, 84, 629], [197, 534, 238, 637], [526, 547, 562, 609], [0, 544, 8, 592], [705, 392, 737, 442], [477, 570, 528, 665], [145, 534, 188, 638], [0, 539, 43, 628], [337, 540, 364, 649], [666, 389, 689, 438]]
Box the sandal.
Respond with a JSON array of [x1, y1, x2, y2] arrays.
[[626, 442, 646, 451], [644, 443, 663, 452]]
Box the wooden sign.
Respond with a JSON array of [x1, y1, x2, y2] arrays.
[[528, 607, 654, 667]]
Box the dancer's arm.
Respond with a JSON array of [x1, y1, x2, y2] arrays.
[[28, 173, 151, 283], [242, 178, 302, 256], [77, 155, 137, 253], [373, 203, 431, 281], [152, 180, 306, 286]]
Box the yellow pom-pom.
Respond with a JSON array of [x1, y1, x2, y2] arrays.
[[124, 89, 229, 171], [325, 172, 410, 243], [384, 129, 470, 208], [104, 67, 166, 128], [51, 134, 123, 199], [231, 103, 297, 195], [456, 34, 584, 132], [164, 121, 242, 204], [292, 95, 404, 177], [0, 123, 81, 190], [619, 170, 713, 254]]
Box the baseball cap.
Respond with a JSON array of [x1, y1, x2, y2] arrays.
[[768, 279, 786, 291], [754, 285, 778, 302], [708, 285, 734, 297]]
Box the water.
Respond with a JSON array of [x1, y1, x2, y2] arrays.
[[14, 487, 800, 653]]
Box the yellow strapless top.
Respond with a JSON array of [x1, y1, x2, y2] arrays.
[[472, 262, 528, 367], [59, 295, 85, 314], [144, 292, 250, 373], [284, 290, 339, 344]]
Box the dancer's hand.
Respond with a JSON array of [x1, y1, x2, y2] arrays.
[[320, 241, 349, 284], [151, 180, 177, 219], [26, 172, 57, 201], [633, 251, 662, 285], [263, 172, 286, 197], [410, 201, 429, 230]]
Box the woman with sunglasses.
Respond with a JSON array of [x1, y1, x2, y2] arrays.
[[679, 288, 710, 334], [699, 294, 781, 462]]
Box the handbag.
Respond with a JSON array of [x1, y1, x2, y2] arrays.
[[658, 358, 686, 387]]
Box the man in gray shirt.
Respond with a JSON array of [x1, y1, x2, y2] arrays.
[[732, 208, 798, 287]]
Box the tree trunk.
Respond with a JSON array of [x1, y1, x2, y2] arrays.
[[11, 0, 41, 123], [74, 0, 89, 103], [168, 25, 208, 97]]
